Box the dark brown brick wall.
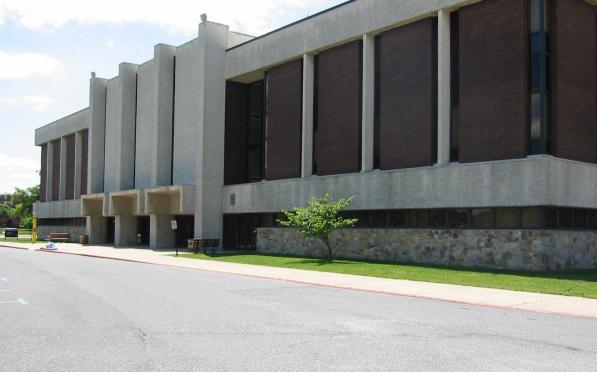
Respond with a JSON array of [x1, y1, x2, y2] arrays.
[[40, 144, 47, 202], [378, 18, 437, 170], [51, 140, 60, 201], [224, 81, 249, 185], [266, 59, 303, 180], [315, 40, 362, 175], [65, 135, 75, 200], [551, 0, 597, 163], [459, 0, 529, 162], [80, 130, 88, 196]]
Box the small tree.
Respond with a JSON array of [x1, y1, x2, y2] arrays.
[[278, 194, 358, 259]]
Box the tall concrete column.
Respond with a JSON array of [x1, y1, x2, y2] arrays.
[[153, 44, 176, 187], [361, 33, 375, 172], [104, 63, 138, 193], [74, 131, 83, 199], [150, 214, 175, 249], [437, 9, 451, 165], [87, 215, 105, 244], [46, 141, 54, 201], [88, 77, 108, 194], [192, 19, 229, 244], [115, 215, 137, 247], [59, 136, 68, 200], [301, 53, 315, 177]]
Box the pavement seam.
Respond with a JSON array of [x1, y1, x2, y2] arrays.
[[17, 247, 597, 321]]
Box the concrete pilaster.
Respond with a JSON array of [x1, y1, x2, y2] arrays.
[[59, 136, 68, 200], [46, 141, 54, 201], [104, 63, 138, 193], [301, 53, 315, 177], [361, 33, 375, 172], [115, 215, 137, 247], [150, 214, 175, 249], [437, 9, 451, 165], [192, 20, 228, 244], [154, 44, 176, 187], [74, 131, 83, 199], [88, 77, 107, 194], [87, 215, 106, 244]]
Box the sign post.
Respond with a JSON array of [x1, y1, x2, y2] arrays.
[[32, 213, 37, 244], [171, 220, 178, 256]]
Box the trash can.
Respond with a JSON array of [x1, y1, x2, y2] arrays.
[[79, 235, 89, 245]]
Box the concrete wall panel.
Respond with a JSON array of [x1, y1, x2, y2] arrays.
[[222, 157, 597, 214], [104, 63, 138, 193], [225, 0, 474, 79], [35, 108, 89, 145], [172, 40, 201, 185]]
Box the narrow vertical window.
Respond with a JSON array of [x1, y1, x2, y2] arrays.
[[450, 11, 460, 162], [312, 56, 319, 174], [529, 0, 551, 154], [373, 35, 381, 169]]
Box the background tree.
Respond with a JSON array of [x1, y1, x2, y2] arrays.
[[0, 203, 14, 227], [10, 185, 40, 229], [278, 193, 358, 259]]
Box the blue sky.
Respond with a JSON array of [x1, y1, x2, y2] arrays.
[[0, 0, 345, 193]]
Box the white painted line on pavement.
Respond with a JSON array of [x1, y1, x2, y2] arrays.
[[0, 298, 27, 305], [0, 289, 10, 292], [0, 278, 7, 282]]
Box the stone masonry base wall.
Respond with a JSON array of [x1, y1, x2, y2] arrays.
[[257, 228, 597, 271], [37, 226, 87, 243]]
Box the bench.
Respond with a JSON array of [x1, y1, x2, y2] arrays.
[[4, 228, 18, 239], [187, 239, 220, 254], [48, 233, 70, 243]]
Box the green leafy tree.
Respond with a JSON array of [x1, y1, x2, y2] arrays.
[[11, 186, 39, 217], [0, 204, 14, 227], [278, 193, 358, 259], [10, 185, 40, 229]]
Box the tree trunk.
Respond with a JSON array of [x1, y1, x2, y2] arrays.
[[322, 236, 332, 260]]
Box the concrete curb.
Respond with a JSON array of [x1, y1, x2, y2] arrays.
[[0, 244, 30, 251], [24, 246, 597, 321]]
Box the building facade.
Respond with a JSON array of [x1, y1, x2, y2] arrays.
[[34, 0, 597, 270]]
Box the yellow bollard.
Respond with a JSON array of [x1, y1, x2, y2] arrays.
[[32, 218, 37, 244]]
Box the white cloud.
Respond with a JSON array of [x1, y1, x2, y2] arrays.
[[0, 153, 39, 193], [0, 95, 54, 111], [106, 38, 115, 48], [0, 0, 338, 36], [0, 52, 64, 80]]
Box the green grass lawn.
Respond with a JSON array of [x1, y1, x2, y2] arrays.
[[0, 236, 34, 244], [174, 252, 597, 300]]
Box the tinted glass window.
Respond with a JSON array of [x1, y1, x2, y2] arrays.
[[371, 211, 388, 227], [472, 209, 494, 228], [389, 211, 407, 227], [449, 209, 469, 228], [559, 209, 573, 228], [428, 210, 446, 228], [496, 208, 521, 228], [522, 208, 543, 228]]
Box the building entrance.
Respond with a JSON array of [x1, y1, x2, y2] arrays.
[[105, 217, 115, 244], [175, 215, 194, 248], [137, 216, 150, 246]]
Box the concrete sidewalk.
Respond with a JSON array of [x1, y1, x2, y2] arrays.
[[2, 241, 597, 320]]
